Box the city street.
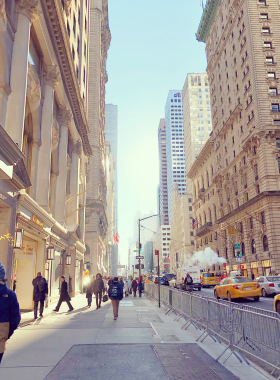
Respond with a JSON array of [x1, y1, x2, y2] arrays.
[[198, 287, 276, 312], [0, 293, 274, 380]]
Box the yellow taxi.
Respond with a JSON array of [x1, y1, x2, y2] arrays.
[[274, 294, 280, 313], [145, 275, 154, 283], [214, 276, 261, 302], [201, 272, 216, 288]]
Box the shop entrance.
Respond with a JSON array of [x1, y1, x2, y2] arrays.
[[262, 260, 272, 276], [14, 236, 37, 311], [250, 261, 259, 280]]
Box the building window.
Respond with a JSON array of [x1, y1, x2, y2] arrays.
[[261, 211, 265, 224], [262, 27, 270, 34], [260, 13, 268, 20], [266, 56, 274, 64], [268, 72, 276, 79], [251, 239, 256, 254], [263, 235, 269, 251], [278, 157, 280, 173], [73, 15, 76, 34], [241, 242, 245, 256], [67, 22, 70, 36], [264, 41, 272, 49], [250, 217, 253, 229], [271, 103, 280, 112], [226, 248, 228, 259]]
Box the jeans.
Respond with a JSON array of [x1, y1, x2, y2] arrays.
[[55, 297, 73, 311], [87, 294, 93, 306], [138, 290, 142, 297], [133, 290, 136, 297], [111, 299, 120, 317], [0, 352, 3, 364], [34, 300, 44, 318], [95, 292, 102, 308]]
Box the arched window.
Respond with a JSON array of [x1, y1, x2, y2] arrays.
[[251, 239, 256, 254], [211, 165, 214, 177], [226, 247, 228, 259], [233, 244, 235, 257], [209, 209, 212, 223], [214, 205, 217, 221], [263, 235, 269, 251], [199, 215, 202, 225], [206, 171, 210, 187], [201, 176, 205, 189], [217, 249, 219, 257], [203, 211, 207, 224], [241, 242, 245, 256]]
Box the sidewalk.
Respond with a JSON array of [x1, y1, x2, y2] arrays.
[[0, 293, 274, 380]]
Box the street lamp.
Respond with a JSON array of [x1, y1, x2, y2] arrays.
[[47, 246, 55, 260], [14, 228, 23, 249]]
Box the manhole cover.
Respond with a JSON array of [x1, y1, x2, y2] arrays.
[[153, 335, 179, 342], [138, 314, 163, 323]]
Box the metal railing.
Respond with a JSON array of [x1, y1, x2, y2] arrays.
[[145, 283, 280, 374]]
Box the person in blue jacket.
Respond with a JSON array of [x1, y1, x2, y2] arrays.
[[108, 277, 123, 320], [0, 262, 21, 364]]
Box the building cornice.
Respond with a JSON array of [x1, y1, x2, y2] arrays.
[[187, 138, 214, 179], [196, 0, 221, 43], [42, 0, 92, 156]]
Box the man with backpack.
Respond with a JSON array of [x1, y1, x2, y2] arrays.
[[93, 273, 105, 310], [108, 277, 123, 320], [184, 273, 193, 291], [32, 272, 48, 319]]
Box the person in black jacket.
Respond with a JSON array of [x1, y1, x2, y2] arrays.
[[184, 273, 193, 291], [53, 276, 74, 312], [108, 277, 123, 320], [93, 273, 104, 309], [32, 272, 48, 319], [85, 276, 94, 307]]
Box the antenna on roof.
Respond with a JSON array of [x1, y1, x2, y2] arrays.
[[200, 0, 205, 11]]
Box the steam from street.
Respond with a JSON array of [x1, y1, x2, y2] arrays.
[[190, 247, 226, 268]]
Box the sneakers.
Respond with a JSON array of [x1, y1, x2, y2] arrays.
[[53, 309, 58, 312], [39, 314, 43, 317], [114, 316, 117, 320], [68, 308, 74, 312]]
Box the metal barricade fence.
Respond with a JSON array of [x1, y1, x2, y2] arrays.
[[160, 285, 170, 308], [206, 299, 231, 344]]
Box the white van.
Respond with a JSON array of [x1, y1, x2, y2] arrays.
[[169, 266, 201, 291]]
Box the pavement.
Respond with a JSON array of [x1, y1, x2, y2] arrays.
[[0, 292, 276, 380]]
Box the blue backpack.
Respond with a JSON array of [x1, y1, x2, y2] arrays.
[[111, 284, 119, 297]]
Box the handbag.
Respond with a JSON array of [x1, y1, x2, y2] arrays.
[[102, 294, 108, 302]]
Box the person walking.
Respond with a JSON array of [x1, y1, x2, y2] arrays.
[[0, 262, 20, 364], [184, 273, 193, 291], [138, 281, 143, 297], [32, 272, 48, 319], [108, 277, 123, 320], [108, 276, 113, 286], [103, 276, 108, 293], [132, 279, 138, 297], [85, 276, 94, 307], [93, 273, 104, 309], [124, 280, 129, 297], [53, 276, 74, 312]]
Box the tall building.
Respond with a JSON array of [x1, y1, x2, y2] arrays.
[[85, 0, 111, 276], [165, 90, 186, 223], [105, 104, 118, 275], [189, 0, 280, 277], [158, 119, 169, 225], [0, 0, 91, 307], [152, 225, 171, 272], [182, 73, 212, 192]]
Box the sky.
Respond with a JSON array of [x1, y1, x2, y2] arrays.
[[105, 0, 208, 265]]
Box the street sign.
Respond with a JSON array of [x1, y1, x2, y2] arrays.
[[235, 257, 242, 263], [133, 249, 139, 252], [234, 244, 241, 250], [155, 250, 159, 255], [136, 256, 144, 259]]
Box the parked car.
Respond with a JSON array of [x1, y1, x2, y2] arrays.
[[274, 294, 280, 313], [255, 276, 280, 297], [154, 276, 167, 285], [214, 276, 261, 302], [201, 272, 216, 288]]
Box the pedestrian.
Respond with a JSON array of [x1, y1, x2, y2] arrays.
[[119, 277, 124, 290], [184, 273, 193, 291], [131, 279, 138, 297], [251, 273, 255, 280], [124, 280, 129, 297], [85, 276, 94, 307], [0, 262, 21, 364], [108, 276, 123, 320], [127, 278, 131, 293], [103, 276, 108, 293], [93, 273, 104, 309], [138, 281, 143, 297], [108, 275, 113, 286], [53, 276, 74, 312], [32, 271, 48, 319]]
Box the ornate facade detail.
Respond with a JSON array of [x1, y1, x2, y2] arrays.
[[0, 0, 5, 18], [16, 0, 40, 22], [67, 154, 71, 171], [43, 64, 60, 88], [58, 109, 72, 128], [28, 80, 41, 101], [72, 141, 82, 156], [51, 126, 59, 150], [64, 0, 72, 17]]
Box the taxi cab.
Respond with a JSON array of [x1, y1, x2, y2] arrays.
[[145, 275, 154, 283], [201, 272, 216, 287], [214, 276, 261, 302], [274, 294, 280, 313]]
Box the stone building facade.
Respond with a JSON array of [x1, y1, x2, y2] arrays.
[[85, 0, 111, 276], [0, 0, 91, 309], [169, 184, 194, 273], [189, 0, 280, 277]]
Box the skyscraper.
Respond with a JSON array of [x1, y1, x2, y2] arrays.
[[105, 104, 118, 275], [158, 119, 169, 225], [165, 91, 186, 222], [182, 73, 212, 191]]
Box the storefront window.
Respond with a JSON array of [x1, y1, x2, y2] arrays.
[[263, 235, 269, 251], [49, 250, 62, 298]]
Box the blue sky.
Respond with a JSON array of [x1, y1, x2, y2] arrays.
[[105, 0, 208, 264]]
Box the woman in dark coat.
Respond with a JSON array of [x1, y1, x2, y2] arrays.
[[138, 281, 143, 297], [53, 276, 74, 312], [85, 277, 94, 307], [93, 273, 104, 309], [131, 279, 138, 297]]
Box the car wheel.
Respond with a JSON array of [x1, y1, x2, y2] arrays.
[[214, 290, 219, 299], [261, 288, 267, 297], [254, 296, 260, 302], [227, 292, 232, 302], [276, 301, 280, 314]]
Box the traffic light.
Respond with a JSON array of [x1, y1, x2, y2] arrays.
[[135, 264, 140, 269], [237, 251, 242, 257], [139, 243, 142, 251], [141, 264, 144, 269]]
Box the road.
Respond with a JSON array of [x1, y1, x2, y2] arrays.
[[197, 286, 276, 311]]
